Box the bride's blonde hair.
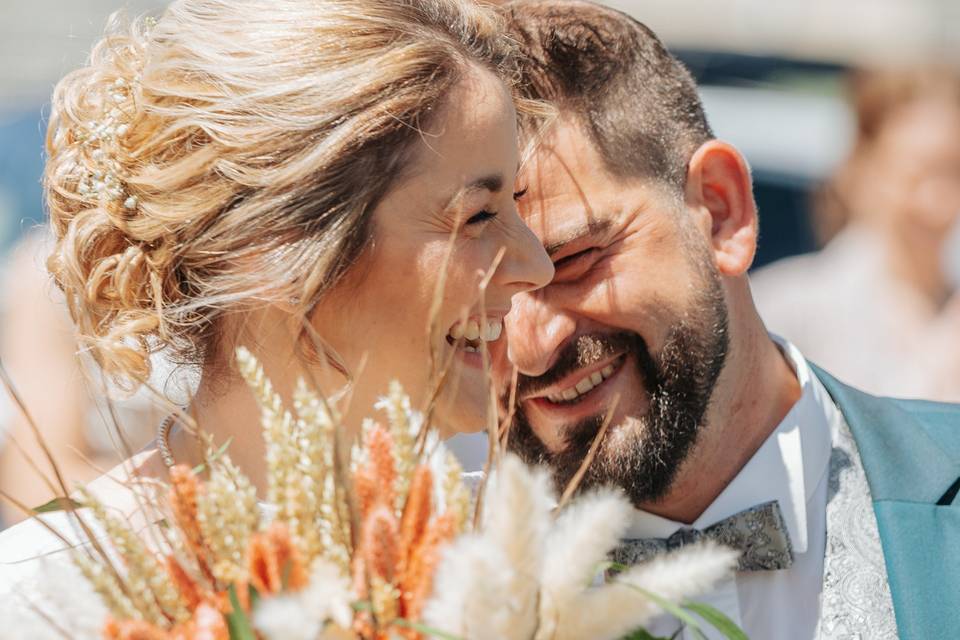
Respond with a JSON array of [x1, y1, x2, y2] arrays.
[[45, 0, 515, 388]]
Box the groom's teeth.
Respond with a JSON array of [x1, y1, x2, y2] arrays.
[[575, 377, 594, 394], [484, 321, 503, 342], [546, 359, 622, 404], [450, 323, 465, 340]]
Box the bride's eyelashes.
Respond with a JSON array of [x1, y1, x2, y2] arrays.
[[466, 209, 497, 225], [464, 188, 528, 227]]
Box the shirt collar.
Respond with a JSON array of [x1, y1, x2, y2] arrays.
[[623, 335, 834, 555]]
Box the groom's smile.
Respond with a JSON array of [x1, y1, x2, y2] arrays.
[[529, 353, 624, 405], [515, 334, 648, 451]]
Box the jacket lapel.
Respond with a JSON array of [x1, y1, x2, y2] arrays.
[[811, 364, 960, 639]]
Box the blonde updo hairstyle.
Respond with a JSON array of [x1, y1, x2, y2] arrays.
[[45, 0, 516, 389]]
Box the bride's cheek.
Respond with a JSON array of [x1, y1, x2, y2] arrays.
[[452, 243, 490, 297]]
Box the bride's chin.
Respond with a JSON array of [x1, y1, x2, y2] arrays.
[[450, 345, 484, 369], [434, 379, 491, 437]]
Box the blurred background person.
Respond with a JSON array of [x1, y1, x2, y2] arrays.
[[0, 229, 194, 526], [752, 66, 960, 401]]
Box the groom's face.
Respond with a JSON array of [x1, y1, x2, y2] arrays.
[[500, 121, 729, 506]]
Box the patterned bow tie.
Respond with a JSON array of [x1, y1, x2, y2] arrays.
[[612, 500, 794, 572]]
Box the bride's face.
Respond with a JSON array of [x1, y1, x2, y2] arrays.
[[313, 66, 553, 435]]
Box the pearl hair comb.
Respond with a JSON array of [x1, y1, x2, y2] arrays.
[[74, 77, 138, 212]]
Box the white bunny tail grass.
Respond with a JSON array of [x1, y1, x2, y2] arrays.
[[481, 454, 554, 625], [255, 558, 354, 640], [422, 535, 522, 640], [541, 488, 631, 600], [424, 454, 558, 640], [544, 581, 663, 640], [483, 454, 555, 558], [616, 541, 739, 605], [541, 543, 737, 640], [535, 489, 633, 640]]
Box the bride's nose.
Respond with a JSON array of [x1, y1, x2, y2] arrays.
[[494, 212, 554, 295]]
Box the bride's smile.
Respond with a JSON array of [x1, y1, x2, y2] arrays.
[[446, 314, 506, 355]]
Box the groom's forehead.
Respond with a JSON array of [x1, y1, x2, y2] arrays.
[[517, 184, 599, 245], [519, 187, 635, 262], [519, 125, 607, 218], [518, 125, 658, 248]]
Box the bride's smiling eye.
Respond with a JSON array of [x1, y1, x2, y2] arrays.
[[463, 184, 526, 227], [466, 209, 498, 225]]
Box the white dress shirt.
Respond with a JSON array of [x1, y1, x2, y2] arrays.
[[628, 337, 842, 640]]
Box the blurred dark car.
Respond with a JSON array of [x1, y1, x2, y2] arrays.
[[678, 51, 852, 268]]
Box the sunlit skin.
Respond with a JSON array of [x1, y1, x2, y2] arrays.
[[168, 66, 553, 489], [494, 119, 800, 522]]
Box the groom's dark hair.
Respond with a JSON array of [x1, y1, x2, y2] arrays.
[[502, 0, 714, 192]]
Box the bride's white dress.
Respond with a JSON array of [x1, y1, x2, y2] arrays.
[[0, 452, 159, 639], [0, 512, 108, 639]]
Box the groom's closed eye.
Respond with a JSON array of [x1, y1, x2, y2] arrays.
[[543, 219, 613, 284], [552, 247, 602, 282]]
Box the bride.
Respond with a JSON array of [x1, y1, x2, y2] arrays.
[[0, 0, 552, 605]]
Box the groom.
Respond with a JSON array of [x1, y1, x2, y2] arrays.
[[495, 2, 960, 638]]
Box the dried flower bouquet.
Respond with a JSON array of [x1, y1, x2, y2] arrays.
[[0, 347, 742, 640]]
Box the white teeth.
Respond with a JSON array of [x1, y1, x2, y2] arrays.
[[546, 359, 621, 404], [464, 321, 481, 341], [448, 318, 504, 347], [575, 377, 594, 394]]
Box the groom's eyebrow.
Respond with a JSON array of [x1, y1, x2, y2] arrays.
[[544, 219, 612, 257]]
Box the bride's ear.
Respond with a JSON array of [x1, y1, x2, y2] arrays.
[[684, 140, 758, 276]]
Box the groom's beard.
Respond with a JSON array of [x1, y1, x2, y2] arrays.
[[507, 264, 729, 508]]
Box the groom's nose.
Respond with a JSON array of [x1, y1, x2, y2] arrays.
[[505, 289, 577, 377]]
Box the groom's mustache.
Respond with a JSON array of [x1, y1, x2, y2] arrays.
[[514, 331, 643, 400]]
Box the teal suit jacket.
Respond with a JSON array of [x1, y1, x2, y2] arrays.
[[812, 365, 960, 639]]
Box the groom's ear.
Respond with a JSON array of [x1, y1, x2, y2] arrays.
[[684, 140, 758, 276]]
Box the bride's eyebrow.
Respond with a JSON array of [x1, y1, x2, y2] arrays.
[[440, 173, 504, 214]]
